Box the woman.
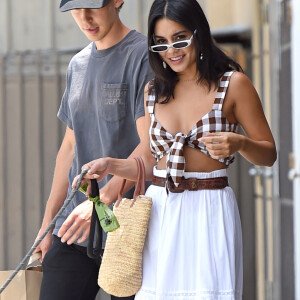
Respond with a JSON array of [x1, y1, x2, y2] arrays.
[[73, 0, 276, 299]]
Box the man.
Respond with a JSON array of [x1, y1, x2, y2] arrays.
[[35, 1, 152, 299]]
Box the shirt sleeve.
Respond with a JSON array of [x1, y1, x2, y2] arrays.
[[57, 66, 73, 129], [134, 47, 154, 121]]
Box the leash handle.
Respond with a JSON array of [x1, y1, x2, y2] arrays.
[[87, 179, 103, 259]]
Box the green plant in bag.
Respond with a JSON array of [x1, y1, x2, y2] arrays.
[[79, 183, 120, 232]]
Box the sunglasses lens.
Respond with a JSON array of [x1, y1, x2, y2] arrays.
[[152, 45, 168, 52], [173, 41, 189, 49]]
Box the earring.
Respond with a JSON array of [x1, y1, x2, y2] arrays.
[[200, 52, 204, 60], [163, 61, 167, 69]]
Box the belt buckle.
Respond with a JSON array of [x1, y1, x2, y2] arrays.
[[167, 177, 184, 193], [189, 179, 198, 191]]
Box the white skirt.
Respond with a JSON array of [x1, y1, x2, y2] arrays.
[[135, 168, 243, 300]]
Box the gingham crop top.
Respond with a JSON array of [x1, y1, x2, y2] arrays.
[[146, 71, 238, 186]]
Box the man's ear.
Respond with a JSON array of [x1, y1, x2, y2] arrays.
[[114, 0, 124, 9]]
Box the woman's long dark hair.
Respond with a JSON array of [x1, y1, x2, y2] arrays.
[[148, 0, 243, 103]]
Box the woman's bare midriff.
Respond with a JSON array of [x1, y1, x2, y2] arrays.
[[156, 146, 227, 173]]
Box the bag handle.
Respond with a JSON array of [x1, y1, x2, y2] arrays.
[[134, 157, 146, 198], [116, 157, 146, 207]]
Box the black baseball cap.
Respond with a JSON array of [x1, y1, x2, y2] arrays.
[[60, 0, 111, 12]]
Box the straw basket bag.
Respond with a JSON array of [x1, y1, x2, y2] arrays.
[[98, 157, 152, 297]]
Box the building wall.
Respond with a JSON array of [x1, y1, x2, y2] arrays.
[[0, 0, 255, 54], [0, 0, 154, 53], [206, 0, 253, 29], [292, 0, 300, 298]]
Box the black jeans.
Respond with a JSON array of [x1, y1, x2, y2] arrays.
[[40, 235, 134, 300]]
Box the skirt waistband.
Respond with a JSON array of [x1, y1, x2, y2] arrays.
[[152, 167, 228, 179]]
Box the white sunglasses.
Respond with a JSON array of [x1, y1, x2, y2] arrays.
[[149, 30, 197, 53]]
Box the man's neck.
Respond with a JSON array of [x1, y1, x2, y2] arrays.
[[95, 21, 131, 50]]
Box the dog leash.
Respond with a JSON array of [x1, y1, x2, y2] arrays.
[[0, 169, 89, 294]]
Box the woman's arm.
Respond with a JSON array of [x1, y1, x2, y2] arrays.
[[200, 72, 277, 166], [73, 83, 156, 193]]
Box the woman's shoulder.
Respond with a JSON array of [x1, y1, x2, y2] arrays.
[[229, 71, 253, 88], [227, 71, 261, 106]]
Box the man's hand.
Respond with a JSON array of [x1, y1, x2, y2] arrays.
[[57, 199, 93, 245], [34, 231, 53, 263]]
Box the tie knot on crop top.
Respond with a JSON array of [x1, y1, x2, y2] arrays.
[[146, 71, 238, 186]]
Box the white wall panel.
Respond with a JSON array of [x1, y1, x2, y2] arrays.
[[0, 0, 154, 53], [0, 1, 8, 53]]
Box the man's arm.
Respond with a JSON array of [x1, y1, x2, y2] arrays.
[[35, 126, 75, 261]]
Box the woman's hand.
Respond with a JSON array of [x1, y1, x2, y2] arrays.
[[199, 132, 244, 160], [72, 158, 111, 196]]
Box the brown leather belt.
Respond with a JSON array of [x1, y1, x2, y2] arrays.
[[152, 175, 228, 193]]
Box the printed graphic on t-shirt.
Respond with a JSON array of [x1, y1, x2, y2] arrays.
[[101, 83, 128, 122]]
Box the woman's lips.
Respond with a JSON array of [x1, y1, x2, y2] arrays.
[[169, 55, 184, 64]]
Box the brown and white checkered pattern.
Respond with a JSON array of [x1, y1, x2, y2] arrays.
[[146, 71, 238, 187]]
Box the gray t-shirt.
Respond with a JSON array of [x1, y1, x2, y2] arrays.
[[53, 30, 153, 245]]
